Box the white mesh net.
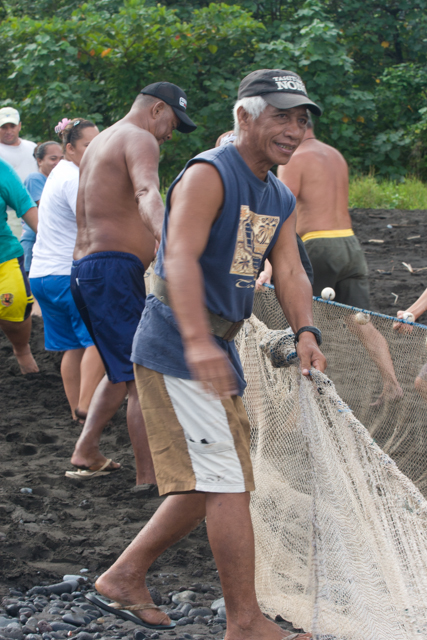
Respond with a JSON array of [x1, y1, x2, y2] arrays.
[[235, 289, 427, 639]]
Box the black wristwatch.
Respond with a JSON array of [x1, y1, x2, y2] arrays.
[[294, 326, 322, 347]]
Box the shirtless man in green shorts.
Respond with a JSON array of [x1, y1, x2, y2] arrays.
[[278, 116, 402, 404]]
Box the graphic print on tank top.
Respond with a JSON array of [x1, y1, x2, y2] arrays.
[[229, 205, 280, 279]]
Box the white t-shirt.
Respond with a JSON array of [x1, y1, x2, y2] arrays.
[[0, 139, 37, 182], [30, 159, 79, 277]]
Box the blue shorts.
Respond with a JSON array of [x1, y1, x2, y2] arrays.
[[29, 275, 94, 351], [71, 251, 146, 384]]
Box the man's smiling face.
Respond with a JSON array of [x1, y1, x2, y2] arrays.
[[246, 104, 308, 168]]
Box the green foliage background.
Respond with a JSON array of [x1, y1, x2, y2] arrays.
[[1, 0, 426, 185]]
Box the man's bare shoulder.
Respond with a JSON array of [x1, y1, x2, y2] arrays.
[[98, 120, 158, 152], [295, 139, 345, 163]]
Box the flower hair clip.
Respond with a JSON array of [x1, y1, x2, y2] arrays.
[[54, 118, 72, 134]]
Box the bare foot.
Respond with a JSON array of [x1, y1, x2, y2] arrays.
[[370, 383, 404, 407], [225, 612, 311, 640], [95, 570, 170, 627], [13, 345, 39, 374], [75, 407, 87, 421]]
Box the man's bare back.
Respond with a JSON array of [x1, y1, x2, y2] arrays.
[[74, 111, 168, 269], [278, 128, 352, 237]]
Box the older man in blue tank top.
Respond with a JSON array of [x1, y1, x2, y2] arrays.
[[90, 70, 326, 639]]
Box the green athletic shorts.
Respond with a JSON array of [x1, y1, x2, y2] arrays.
[[303, 235, 370, 309]]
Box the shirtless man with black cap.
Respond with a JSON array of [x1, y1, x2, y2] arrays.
[[67, 83, 196, 488]]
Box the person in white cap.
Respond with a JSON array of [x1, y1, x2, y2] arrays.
[[0, 107, 37, 182]]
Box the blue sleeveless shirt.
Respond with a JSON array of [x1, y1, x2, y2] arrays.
[[131, 144, 295, 395]]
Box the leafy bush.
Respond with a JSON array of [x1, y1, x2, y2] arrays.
[[349, 174, 427, 209]]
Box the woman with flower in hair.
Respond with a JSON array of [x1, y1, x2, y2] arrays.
[[30, 118, 104, 422]]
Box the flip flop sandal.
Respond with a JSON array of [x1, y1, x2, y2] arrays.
[[65, 458, 120, 479], [86, 593, 175, 630]]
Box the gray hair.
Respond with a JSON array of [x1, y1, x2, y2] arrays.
[[233, 96, 268, 134]]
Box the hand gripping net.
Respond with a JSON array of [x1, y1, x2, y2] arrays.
[[236, 308, 427, 639]]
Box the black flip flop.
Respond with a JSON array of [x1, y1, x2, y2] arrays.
[[86, 593, 175, 630]]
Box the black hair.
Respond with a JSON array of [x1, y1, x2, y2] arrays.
[[58, 118, 96, 151], [33, 140, 60, 161]]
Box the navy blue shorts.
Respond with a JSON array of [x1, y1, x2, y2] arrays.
[[71, 251, 146, 383]]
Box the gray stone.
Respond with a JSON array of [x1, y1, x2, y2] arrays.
[[73, 634, 93, 640], [25, 621, 37, 631], [210, 598, 224, 613], [59, 595, 71, 603], [175, 617, 193, 626], [62, 576, 86, 585], [177, 603, 192, 616], [36, 623, 51, 634], [171, 592, 197, 606], [49, 623, 76, 632], [3, 628, 24, 640], [166, 610, 183, 621], [147, 588, 162, 607], [85, 624, 103, 633], [209, 625, 223, 635], [20, 489, 32, 495], [18, 612, 32, 620], [214, 617, 226, 624], [188, 608, 212, 619], [0, 620, 11, 630], [193, 616, 208, 625], [46, 582, 79, 597], [5, 607, 20, 619], [61, 614, 87, 627], [24, 635, 41, 640], [21, 628, 36, 636], [217, 606, 226, 619], [26, 589, 48, 598]]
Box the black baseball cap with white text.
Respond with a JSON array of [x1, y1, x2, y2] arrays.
[[141, 82, 197, 133], [238, 69, 322, 116]]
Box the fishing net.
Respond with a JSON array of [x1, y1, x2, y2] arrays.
[[252, 286, 427, 495], [234, 291, 427, 638]]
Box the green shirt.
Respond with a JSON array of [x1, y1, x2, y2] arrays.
[[0, 157, 36, 265]]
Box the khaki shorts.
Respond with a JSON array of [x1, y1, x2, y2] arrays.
[[304, 235, 370, 309], [0, 256, 33, 322], [134, 365, 255, 496]]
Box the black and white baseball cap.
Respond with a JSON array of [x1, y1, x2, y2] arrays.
[[238, 69, 322, 116], [141, 82, 197, 133]]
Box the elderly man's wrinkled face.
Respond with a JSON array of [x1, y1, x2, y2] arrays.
[[244, 104, 308, 168], [0, 122, 21, 146]]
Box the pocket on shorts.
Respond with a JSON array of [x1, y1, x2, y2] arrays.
[[187, 439, 235, 454]]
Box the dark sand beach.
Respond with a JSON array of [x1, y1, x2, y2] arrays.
[[0, 208, 426, 637]]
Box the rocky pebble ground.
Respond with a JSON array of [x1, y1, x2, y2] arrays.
[[0, 576, 301, 640]]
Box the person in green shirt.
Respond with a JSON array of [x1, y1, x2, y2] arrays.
[[0, 157, 39, 373]]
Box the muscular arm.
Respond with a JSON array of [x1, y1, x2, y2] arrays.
[[269, 212, 326, 374], [126, 131, 165, 242], [277, 156, 303, 197], [22, 207, 38, 233], [164, 162, 238, 397]]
